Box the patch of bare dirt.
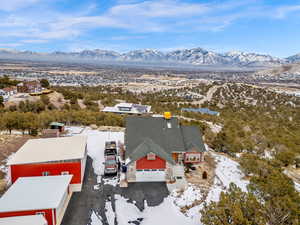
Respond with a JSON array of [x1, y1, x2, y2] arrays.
[[185, 152, 216, 188], [48, 91, 69, 109], [0, 135, 35, 162], [4, 93, 40, 108], [77, 99, 87, 109]]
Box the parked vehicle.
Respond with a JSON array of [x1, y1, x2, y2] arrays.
[[104, 155, 118, 176], [105, 141, 117, 156]]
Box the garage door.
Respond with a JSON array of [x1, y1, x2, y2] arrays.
[[136, 169, 166, 182]]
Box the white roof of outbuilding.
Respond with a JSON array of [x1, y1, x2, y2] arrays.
[[0, 175, 72, 213], [0, 215, 47, 225], [116, 103, 133, 108], [8, 136, 87, 165]]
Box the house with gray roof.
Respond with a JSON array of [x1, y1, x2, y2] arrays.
[[124, 115, 206, 183], [102, 103, 151, 115]]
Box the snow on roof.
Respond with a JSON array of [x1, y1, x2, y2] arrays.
[[0, 215, 47, 225], [50, 122, 64, 127], [8, 136, 87, 165], [0, 175, 72, 213], [102, 103, 151, 114], [116, 103, 133, 108]]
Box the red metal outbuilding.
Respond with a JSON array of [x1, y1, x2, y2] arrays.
[[7, 136, 87, 192], [0, 176, 72, 225]]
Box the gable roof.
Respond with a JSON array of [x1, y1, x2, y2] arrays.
[[125, 116, 206, 164], [8, 136, 87, 165], [128, 138, 175, 164], [0, 175, 72, 213]]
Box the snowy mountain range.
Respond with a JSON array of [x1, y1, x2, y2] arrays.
[[0, 48, 299, 67]]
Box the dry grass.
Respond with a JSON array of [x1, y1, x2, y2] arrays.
[[0, 135, 34, 162], [48, 91, 69, 109], [0, 179, 6, 195]]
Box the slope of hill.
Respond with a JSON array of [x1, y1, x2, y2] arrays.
[[253, 63, 300, 80], [286, 53, 300, 63]]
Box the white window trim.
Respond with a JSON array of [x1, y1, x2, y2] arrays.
[[42, 171, 50, 176], [36, 212, 46, 216]]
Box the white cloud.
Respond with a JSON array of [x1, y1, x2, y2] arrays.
[[1, 0, 300, 45], [111, 35, 146, 40], [0, 0, 40, 11], [275, 5, 300, 18], [21, 39, 48, 44], [109, 0, 209, 18], [0, 43, 22, 48]]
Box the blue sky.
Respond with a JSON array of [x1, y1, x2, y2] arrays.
[[0, 0, 300, 57]]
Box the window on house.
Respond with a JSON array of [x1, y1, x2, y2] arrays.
[[147, 152, 156, 160], [42, 171, 50, 176]]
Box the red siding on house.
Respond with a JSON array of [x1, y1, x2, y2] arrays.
[[0, 209, 54, 225], [136, 156, 166, 170], [10, 161, 81, 184]]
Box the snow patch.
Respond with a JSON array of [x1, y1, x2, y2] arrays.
[[90, 211, 103, 225], [67, 127, 124, 176], [65, 126, 85, 136], [103, 177, 119, 186], [114, 195, 197, 225], [172, 184, 203, 208], [205, 122, 223, 133], [294, 181, 300, 192], [212, 153, 249, 192], [105, 201, 115, 225]]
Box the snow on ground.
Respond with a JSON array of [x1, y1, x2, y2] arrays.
[[205, 122, 223, 134], [0, 153, 14, 182], [65, 126, 85, 135], [90, 211, 103, 225], [172, 184, 203, 208], [213, 153, 249, 192], [103, 177, 119, 186], [294, 181, 300, 192], [67, 126, 124, 176], [105, 201, 115, 225], [263, 149, 274, 160], [114, 195, 196, 225], [114, 195, 141, 225], [169, 152, 249, 224]]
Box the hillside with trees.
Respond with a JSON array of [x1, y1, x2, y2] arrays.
[[0, 80, 299, 224]]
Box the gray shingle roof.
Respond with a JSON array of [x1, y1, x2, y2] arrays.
[[125, 116, 206, 165], [128, 138, 175, 164], [181, 126, 206, 153]]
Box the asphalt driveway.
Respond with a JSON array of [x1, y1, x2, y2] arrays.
[[61, 156, 169, 225]]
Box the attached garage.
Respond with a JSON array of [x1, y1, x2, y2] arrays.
[[136, 169, 166, 182], [134, 154, 167, 182]]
